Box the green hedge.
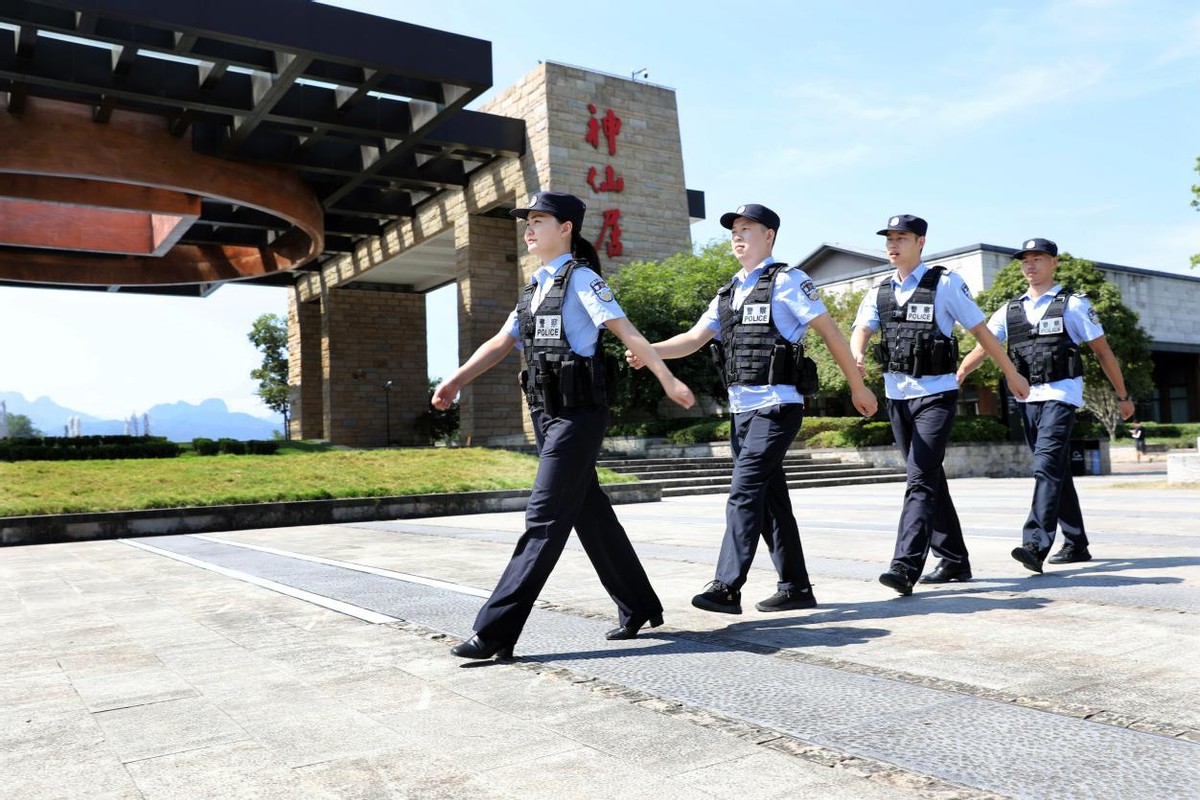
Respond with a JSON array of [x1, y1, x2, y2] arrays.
[[666, 419, 731, 444], [0, 435, 181, 462], [192, 437, 280, 456]]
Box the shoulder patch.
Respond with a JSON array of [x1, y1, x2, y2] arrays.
[[590, 277, 614, 303], [961, 282, 972, 298], [799, 279, 820, 301], [1087, 306, 1099, 324]]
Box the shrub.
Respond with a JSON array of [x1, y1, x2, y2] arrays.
[[949, 415, 1009, 443], [0, 435, 180, 462], [192, 437, 220, 456], [246, 439, 280, 455], [666, 419, 730, 444], [218, 438, 247, 455], [837, 421, 895, 447]]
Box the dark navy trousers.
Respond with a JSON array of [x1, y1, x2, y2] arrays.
[[886, 390, 968, 579], [714, 403, 810, 593], [1020, 400, 1087, 553], [472, 406, 662, 646]]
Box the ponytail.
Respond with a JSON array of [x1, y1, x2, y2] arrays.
[[570, 231, 603, 275]]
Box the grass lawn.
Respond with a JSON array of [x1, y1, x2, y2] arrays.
[[1, 447, 629, 517]]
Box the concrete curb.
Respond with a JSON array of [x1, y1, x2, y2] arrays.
[[0, 481, 660, 546]]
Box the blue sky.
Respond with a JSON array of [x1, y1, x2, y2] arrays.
[[2, 0, 1198, 420]]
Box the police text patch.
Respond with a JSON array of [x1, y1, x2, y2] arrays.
[[1038, 317, 1065, 335], [906, 303, 934, 323], [742, 303, 771, 325], [590, 278, 614, 303], [1087, 306, 1099, 324], [535, 314, 562, 340], [800, 279, 819, 301]]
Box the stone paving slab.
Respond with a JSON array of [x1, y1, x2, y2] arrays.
[[1, 471, 1196, 799]]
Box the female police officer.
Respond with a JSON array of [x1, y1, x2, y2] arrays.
[[432, 191, 695, 660]]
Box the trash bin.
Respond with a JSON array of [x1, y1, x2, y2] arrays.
[[1070, 438, 1102, 475], [1068, 440, 1087, 476]]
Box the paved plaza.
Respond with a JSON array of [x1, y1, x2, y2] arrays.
[[2, 458, 1198, 799]]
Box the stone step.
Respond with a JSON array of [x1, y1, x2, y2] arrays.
[[660, 472, 908, 497], [596, 453, 821, 469], [612, 464, 897, 481], [633, 466, 903, 487], [605, 459, 854, 475]]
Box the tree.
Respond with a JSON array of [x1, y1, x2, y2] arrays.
[[1192, 156, 1200, 268], [247, 313, 291, 437], [604, 240, 738, 419], [3, 413, 40, 438], [415, 378, 459, 444], [962, 253, 1154, 440], [803, 285, 884, 415]]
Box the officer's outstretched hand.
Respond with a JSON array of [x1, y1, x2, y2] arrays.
[[664, 378, 695, 409], [1007, 373, 1031, 401], [851, 386, 878, 418], [431, 380, 457, 411], [624, 348, 645, 370]]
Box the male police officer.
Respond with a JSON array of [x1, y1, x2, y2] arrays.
[[851, 215, 1030, 596], [629, 204, 877, 613], [957, 238, 1135, 571]]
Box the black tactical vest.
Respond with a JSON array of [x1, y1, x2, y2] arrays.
[[516, 260, 613, 416], [873, 266, 959, 377], [710, 263, 817, 394], [1005, 287, 1084, 385]]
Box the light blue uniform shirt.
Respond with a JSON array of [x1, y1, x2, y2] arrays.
[[502, 253, 623, 356], [985, 284, 1104, 408], [853, 262, 985, 400], [699, 256, 827, 413]]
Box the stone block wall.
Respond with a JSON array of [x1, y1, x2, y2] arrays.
[[321, 287, 427, 447], [287, 291, 323, 440], [540, 62, 692, 277]]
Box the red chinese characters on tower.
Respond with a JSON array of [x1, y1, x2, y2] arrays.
[[596, 209, 623, 258], [584, 103, 626, 258]]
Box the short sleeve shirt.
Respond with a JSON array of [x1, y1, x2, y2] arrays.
[[502, 253, 624, 357], [698, 256, 828, 413], [853, 262, 984, 400], [985, 283, 1104, 407]]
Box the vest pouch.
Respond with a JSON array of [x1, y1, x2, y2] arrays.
[[539, 367, 561, 417], [709, 341, 730, 388], [1065, 346, 1082, 379], [796, 356, 818, 395], [872, 340, 889, 368], [558, 359, 579, 410], [929, 337, 946, 377], [767, 344, 794, 385]]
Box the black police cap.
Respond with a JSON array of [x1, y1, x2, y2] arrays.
[[876, 214, 928, 237], [1014, 237, 1059, 258], [510, 191, 586, 233], [719, 203, 780, 232]]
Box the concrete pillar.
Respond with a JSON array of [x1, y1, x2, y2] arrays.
[[287, 287, 324, 440], [454, 214, 527, 445], [321, 285, 428, 446]]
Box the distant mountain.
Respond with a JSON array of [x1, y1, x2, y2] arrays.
[[1, 391, 282, 441]]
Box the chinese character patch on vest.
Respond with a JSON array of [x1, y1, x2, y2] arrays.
[[906, 303, 934, 323], [1038, 317, 1065, 335], [590, 278, 614, 303], [535, 315, 562, 339], [741, 303, 771, 325]]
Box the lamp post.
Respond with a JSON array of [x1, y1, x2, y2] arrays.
[[383, 380, 393, 446]]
